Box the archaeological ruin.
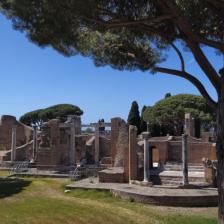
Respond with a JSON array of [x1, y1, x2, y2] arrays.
[[0, 112, 217, 188]]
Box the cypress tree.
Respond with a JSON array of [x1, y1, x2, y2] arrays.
[[127, 101, 141, 133], [165, 93, 172, 98], [140, 105, 147, 133]]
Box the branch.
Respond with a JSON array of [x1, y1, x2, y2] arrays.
[[85, 14, 174, 29], [206, 0, 224, 9], [170, 43, 185, 71], [195, 37, 224, 52], [156, 1, 221, 92], [154, 67, 217, 109], [157, 0, 224, 51], [186, 40, 221, 92]]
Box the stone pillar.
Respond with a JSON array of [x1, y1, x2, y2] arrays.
[[11, 125, 17, 162], [111, 118, 123, 166], [129, 125, 138, 182], [33, 126, 38, 159], [185, 113, 195, 137], [142, 132, 150, 182], [182, 134, 189, 185], [74, 116, 81, 135], [66, 115, 81, 167], [94, 124, 100, 164], [147, 122, 150, 132], [70, 123, 76, 166]]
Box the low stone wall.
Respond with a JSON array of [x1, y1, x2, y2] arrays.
[[98, 168, 124, 183], [111, 189, 218, 207]]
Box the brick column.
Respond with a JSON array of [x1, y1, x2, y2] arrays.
[[11, 125, 17, 162], [33, 126, 38, 159], [185, 113, 195, 137], [129, 125, 138, 182], [70, 123, 76, 166], [94, 124, 100, 164], [182, 134, 189, 185]]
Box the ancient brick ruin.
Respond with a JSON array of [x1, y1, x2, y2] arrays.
[[0, 113, 217, 185]]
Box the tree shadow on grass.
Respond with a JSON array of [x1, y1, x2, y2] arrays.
[[0, 178, 31, 198]]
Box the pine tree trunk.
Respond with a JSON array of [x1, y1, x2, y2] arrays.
[[217, 77, 224, 224]]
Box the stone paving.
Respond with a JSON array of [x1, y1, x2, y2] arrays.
[[66, 178, 218, 207], [66, 177, 216, 196]]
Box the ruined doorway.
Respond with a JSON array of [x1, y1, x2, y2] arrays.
[[150, 146, 159, 168]]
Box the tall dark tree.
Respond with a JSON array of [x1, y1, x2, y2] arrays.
[[127, 101, 141, 133], [1, 1, 224, 221], [165, 93, 172, 99], [140, 105, 147, 133]]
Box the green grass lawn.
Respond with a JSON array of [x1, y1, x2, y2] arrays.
[[0, 170, 10, 177], [0, 173, 218, 224]]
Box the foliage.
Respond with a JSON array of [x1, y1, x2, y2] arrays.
[[165, 93, 172, 98], [20, 104, 83, 128], [143, 94, 215, 136], [82, 128, 94, 134], [0, 1, 222, 110], [0, 0, 221, 111], [127, 101, 141, 133], [140, 105, 147, 133]]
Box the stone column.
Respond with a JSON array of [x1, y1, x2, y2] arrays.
[[147, 122, 150, 132], [33, 126, 38, 159], [11, 125, 17, 162], [94, 124, 100, 164], [142, 132, 150, 182], [182, 134, 189, 185], [185, 113, 195, 137], [129, 125, 138, 182], [70, 123, 76, 167]]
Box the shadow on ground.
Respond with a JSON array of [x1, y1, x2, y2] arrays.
[[0, 178, 31, 198]]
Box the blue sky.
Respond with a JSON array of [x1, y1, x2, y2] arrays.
[[0, 14, 222, 123]]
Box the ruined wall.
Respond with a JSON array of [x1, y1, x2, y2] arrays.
[[111, 118, 129, 182], [135, 135, 217, 167], [15, 141, 33, 161], [36, 119, 94, 168], [99, 136, 111, 159], [168, 142, 182, 163], [99, 118, 130, 183], [114, 121, 128, 167], [0, 115, 33, 152], [76, 135, 90, 163], [36, 119, 65, 168], [148, 138, 216, 165], [188, 143, 216, 164], [111, 118, 124, 166], [85, 135, 95, 164]]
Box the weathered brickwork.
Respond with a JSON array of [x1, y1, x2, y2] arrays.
[[0, 115, 33, 151]]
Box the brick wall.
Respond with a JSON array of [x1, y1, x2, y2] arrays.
[[0, 115, 33, 152]]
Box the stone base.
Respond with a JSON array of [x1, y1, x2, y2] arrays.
[[130, 180, 153, 187], [98, 167, 125, 183], [178, 183, 211, 189], [67, 178, 218, 207]]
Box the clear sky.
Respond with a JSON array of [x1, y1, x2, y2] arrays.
[[0, 14, 222, 123]]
